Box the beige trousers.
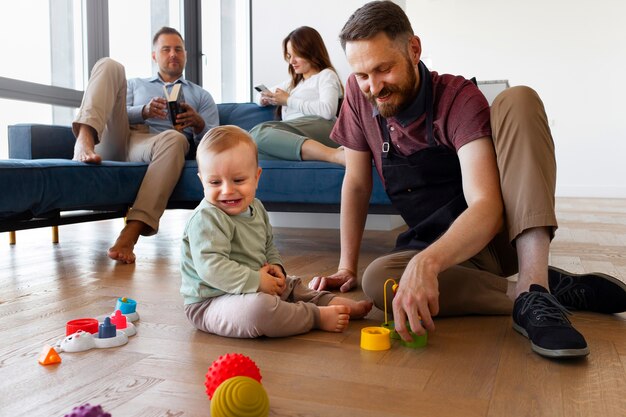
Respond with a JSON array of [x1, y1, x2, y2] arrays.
[[362, 86, 558, 316], [72, 58, 189, 234], [184, 277, 336, 338]]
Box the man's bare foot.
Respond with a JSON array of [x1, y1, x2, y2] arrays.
[[318, 305, 350, 332], [73, 125, 102, 164], [329, 297, 373, 319], [107, 221, 146, 263]]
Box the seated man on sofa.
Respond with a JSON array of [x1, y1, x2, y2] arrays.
[[72, 26, 219, 263]]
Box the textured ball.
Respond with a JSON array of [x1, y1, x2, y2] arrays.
[[205, 353, 262, 399], [211, 376, 269, 417], [64, 403, 111, 417]]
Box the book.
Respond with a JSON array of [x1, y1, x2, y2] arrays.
[[163, 83, 183, 129]]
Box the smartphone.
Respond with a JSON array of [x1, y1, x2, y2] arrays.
[[254, 84, 270, 93]]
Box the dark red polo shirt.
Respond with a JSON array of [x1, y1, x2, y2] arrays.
[[331, 70, 491, 185]]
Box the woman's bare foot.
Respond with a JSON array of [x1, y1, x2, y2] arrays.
[[107, 221, 146, 263], [329, 297, 373, 319], [301, 140, 345, 165], [331, 146, 345, 166], [318, 305, 350, 332], [73, 125, 102, 164]]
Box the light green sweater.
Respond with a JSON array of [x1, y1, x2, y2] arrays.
[[180, 198, 283, 305]]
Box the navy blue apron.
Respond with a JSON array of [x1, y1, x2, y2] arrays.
[[379, 63, 468, 250]]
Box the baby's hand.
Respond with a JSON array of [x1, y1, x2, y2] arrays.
[[258, 265, 286, 296], [265, 263, 286, 280]]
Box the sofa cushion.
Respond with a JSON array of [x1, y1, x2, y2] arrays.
[[1, 158, 392, 221], [0, 159, 147, 219]]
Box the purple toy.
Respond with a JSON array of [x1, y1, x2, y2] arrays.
[[64, 403, 111, 417]]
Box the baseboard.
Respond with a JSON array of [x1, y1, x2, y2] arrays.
[[556, 185, 626, 199], [268, 212, 405, 231]]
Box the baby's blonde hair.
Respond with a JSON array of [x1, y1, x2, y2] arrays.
[[196, 125, 258, 169]]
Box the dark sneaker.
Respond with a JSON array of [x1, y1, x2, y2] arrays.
[[548, 266, 626, 314], [513, 284, 589, 358]]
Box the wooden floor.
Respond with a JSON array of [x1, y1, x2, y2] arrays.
[[1, 197, 625, 417]]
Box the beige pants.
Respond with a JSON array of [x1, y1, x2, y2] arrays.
[[362, 86, 557, 316], [184, 277, 335, 338], [72, 58, 189, 234]]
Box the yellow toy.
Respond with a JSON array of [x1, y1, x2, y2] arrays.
[[211, 376, 270, 417], [381, 278, 428, 349]]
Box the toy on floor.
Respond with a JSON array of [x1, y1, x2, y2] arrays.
[[64, 403, 111, 417], [38, 345, 62, 365], [360, 326, 391, 350], [360, 279, 427, 350], [38, 297, 139, 364], [381, 278, 428, 348], [205, 353, 269, 417], [211, 376, 269, 417], [114, 297, 139, 322], [205, 353, 263, 399]]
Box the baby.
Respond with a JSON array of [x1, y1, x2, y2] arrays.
[[180, 125, 372, 338]]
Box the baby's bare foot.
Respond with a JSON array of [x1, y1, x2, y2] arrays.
[[318, 305, 350, 332], [329, 297, 373, 319]]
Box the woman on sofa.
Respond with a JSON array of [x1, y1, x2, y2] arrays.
[[250, 26, 345, 165]]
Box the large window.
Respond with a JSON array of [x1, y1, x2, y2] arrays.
[[202, 0, 251, 103], [0, 0, 84, 158], [0, 0, 251, 159], [108, 0, 182, 80]]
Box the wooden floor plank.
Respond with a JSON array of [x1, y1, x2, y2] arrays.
[[1, 198, 626, 416]]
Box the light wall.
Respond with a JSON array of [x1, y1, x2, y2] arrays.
[[251, 0, 380, 91], [252, 0, 626, 198], [406, 0, 626, 198]]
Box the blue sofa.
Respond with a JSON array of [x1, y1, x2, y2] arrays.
[[0, 103, 394, 237]]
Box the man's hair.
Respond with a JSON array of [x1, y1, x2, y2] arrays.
[[339, 1, 414, 50], [196, 125, 259, 168], [152, 26, 184, 47]]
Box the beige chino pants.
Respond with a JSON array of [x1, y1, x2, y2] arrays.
[[72, 58, 189, 234]]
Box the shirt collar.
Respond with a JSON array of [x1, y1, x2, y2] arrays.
[[372, 61, 428, 128], [149, 73, 188, 86]]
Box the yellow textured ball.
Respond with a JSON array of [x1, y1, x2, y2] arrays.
[[211, 376, 270, 417]]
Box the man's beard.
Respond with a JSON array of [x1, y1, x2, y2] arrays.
[[367, 56, 419, 118]]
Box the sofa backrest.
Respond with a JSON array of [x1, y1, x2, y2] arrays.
[[217, 103, 276, 130], [8, 103, 277, 160]]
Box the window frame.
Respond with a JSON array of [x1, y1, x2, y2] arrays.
[[0, 0, 252, 113]]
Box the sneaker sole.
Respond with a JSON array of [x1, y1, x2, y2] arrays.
[[549, 266, 626, 295], [512, 322, 590, 358]]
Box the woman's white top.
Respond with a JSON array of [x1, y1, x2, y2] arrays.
[[256, 68, 343, 121]]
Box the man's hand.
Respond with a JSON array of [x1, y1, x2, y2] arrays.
[[392, 254, 440, 341], [308, 269, 357, 292], [142, 97, 168, 120], [258, 264, 286, 296], [176, 102, 205, 134]]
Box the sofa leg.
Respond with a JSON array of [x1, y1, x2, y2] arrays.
[[9, 231, 16, 245], [52, 226, 59, 244]]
